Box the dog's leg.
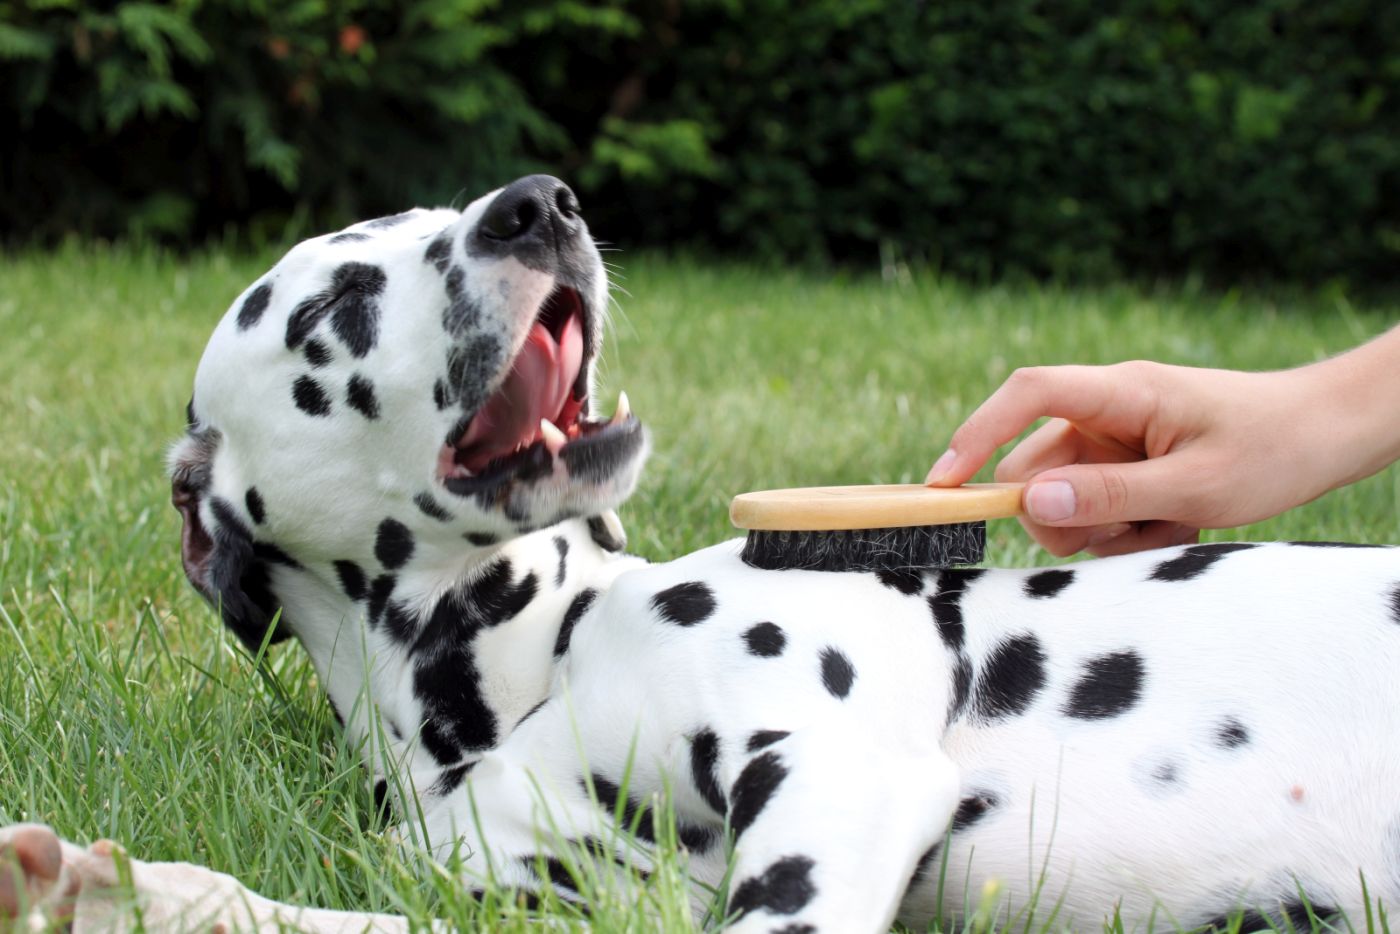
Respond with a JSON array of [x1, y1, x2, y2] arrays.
[[719, 722, 959, 934], [0, 823, 411, 932]]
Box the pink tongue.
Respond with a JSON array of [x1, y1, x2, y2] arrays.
[[457, 313, 584, 472]]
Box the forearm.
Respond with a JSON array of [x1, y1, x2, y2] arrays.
[[1296, 324, 1400, 489]]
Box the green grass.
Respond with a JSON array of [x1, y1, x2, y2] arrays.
[[2, 244, 1398, 931]]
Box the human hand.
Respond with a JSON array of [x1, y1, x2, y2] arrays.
[[924, 358, 1387, 557]]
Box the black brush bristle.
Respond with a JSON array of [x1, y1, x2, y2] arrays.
[[740, 522, 987, 572]]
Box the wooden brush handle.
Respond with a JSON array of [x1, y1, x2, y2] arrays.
[[730, 482, 1026, 532]]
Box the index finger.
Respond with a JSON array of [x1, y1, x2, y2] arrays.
[[927, 365, 1139, 487]]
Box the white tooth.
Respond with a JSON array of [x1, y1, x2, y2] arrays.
[[611, 390, 631, 425], [539, 418, 568, 456]]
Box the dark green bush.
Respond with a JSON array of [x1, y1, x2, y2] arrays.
[[0, 0, 638, 241], [3, 0, 1399, 280]]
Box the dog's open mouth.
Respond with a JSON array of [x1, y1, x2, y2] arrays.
[[437, 285, 636, 487]]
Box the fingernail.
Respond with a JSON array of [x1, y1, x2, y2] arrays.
[[925, 449, 957, 485], [1026, 480, 1076, 523], [1087, 522, 1132, 546]]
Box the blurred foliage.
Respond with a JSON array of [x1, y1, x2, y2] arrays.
[[3, 0, 1399, 279]]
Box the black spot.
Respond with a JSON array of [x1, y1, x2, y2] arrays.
[[236, 282, 273, 330], [690, 729, 727, 815], [367, 574, 395, 625], [303, 338, 332, 367], [588, 774, 656, 843], [1201, 900, 1338, 932], [973, 634, 1046, 720], [424, 235, 451, 272], [1285, 900, 1339, 930], [744, 622, 786, 658], [329, 231, 371, 244], [445, 266, 465, 299], [587, 514, 627, 552], [729, 751, 788, 838], [466, 532, 498, 547], [949, 654, 973, 720], [728, 855, 816, 918], [443, 334, 504, 412], [554, 588, 597, 658], [951, 791, 999, 831], [430, 760, 477, 796], [747, 730, 789, 753], [680, 821, 719, 852], [382, 601, 416, 642], [559, 416, 646, 484], [913, 843, 942, 882], [1063, 650, 1145, 720], [414, 492, 453, 523], [523, 853, 580, 894], [346, 374, 380, 419], [876, 568, 924, 595], [929, 568, 985, 651], [443, 292, 485, 341], [1390, 584, 1400, 626], [651, 581, 716, 626], [185, 396, 197, 427], [244, 487, 265, 525], [1025, 568, 1074, 599], [1150, 542, 1257, 582], [1150, 760, 1181, 786], [292, 375, 331, 416], [284, 263, 387, 358], [203, 498, 294, 650], [1214, 717, 1250, 749], [913, 795, 998, 883], [414, 559, 538, 641], [819, 647, 856, 699], [252, 541, 300, 568], [553, 536, 569, 587], [329, 263, 386, 358], [367, 210, 415, 229], [372, 778, 391, 818], [286, 295, 330, 350], [771, 926, 817, 934], [432, 378, 450, 410], [333, 561, 367, 604], [375, 518, 415, 569], [1198, 910, 1271, 932], [407, 561, 540, 762]]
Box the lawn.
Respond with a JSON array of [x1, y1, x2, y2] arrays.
[[1, 244, 1397, 931]]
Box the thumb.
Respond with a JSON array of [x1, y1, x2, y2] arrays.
[[1022, 458, 1189, 527]]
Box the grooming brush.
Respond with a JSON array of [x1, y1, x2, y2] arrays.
[[730, 483, 1026, 572]]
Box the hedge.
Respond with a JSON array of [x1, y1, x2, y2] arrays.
[[3, 0, 1399, 280]]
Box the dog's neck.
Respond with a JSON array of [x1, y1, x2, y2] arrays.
[[279, 516, 643, 780]]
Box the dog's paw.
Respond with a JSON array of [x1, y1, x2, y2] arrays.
[[0, 824, 236, 932], [0, 823, 89, 928]]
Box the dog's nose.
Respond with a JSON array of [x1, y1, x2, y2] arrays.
[[478, 175, 581, 248]]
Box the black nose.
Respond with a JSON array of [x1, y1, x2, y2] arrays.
[[478, 175, 581, 245]]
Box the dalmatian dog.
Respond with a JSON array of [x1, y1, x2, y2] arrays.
[[4, 175, 1399, 933]]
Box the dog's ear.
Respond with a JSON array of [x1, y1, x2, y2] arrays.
[[170, 435, 290, 653]]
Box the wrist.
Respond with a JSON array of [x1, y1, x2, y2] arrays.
[[1295, 329, 1400, 489]]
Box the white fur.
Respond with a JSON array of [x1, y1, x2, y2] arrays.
[[12, 185, 1400, 933]]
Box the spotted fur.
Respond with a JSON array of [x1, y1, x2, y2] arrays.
[[18, 178, 1395, 934]]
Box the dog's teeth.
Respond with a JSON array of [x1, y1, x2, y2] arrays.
[[611, 390, 631, 425], [540, 419, 568, 456]]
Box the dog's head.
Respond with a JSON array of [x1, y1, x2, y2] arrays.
[[169, 176, 646, 649]]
